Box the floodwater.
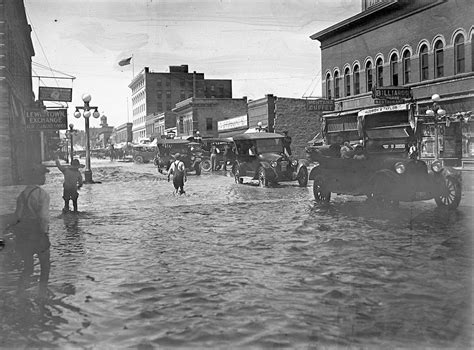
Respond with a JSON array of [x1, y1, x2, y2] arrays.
[[0, 160, 472, 349]]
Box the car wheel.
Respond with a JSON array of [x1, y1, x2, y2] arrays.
[[313, 175, 330, 202], [134, 155, 144, 163], [435, 176, 461, 209], [201, 159, 212, 172], [258, 167, 268, 188], [297, 166, 308, 187], [194, 163, 201, 175]]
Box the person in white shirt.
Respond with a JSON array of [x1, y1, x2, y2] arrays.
[[167, 153, 187, 194]]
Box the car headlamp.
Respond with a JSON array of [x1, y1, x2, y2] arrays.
[[394, 162, 406, 174], [270, 161, 277, 168], [292, 160, 298, 167], [431, 160, 443, 173]]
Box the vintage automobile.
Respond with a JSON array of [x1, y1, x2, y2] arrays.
[[131, 145, 157, 163], [154, 139, 202, 175], [200, 137, 235, 172], [231, 132, 309, 187], [307, 105, 462, 209]]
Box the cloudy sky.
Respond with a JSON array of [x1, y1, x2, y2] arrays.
[[24, 0, 360, 129]]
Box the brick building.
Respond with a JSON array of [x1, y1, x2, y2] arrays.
[[153, 111, 178, 139], [310, 0, 474, 165], [128, 65, 232, 141], [247, 95, 323, 158], [173, 97, 248, 139], [0, 0, 37, 185]]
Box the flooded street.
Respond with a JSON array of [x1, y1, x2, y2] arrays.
[[1, 160, 472, 349]]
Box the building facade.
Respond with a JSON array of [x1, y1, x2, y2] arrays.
[[0, 0, 37, 185], [153, 111, 178, 139], [311, 0, 474, 165], [173, 97, 248, 139], [128, 65, 232, 141]]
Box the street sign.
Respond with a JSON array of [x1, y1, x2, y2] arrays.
[[372, 86, 412, 105], [39, 86, 73, 102], [306, 98, 335, 111], [25, 108, 68, 130]]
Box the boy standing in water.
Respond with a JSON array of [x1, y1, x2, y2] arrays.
[[167, 153, 187, 195], [55, 157, 83, 212]]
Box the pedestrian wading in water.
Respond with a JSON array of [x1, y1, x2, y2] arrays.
[[56, 157, 84, 213], [3, 164, 51, 294], [168, 153, 187, 195]]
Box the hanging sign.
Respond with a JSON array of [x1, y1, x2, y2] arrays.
[[39, 86, 73, 102], [25, 108, 68, 130], [372, 86, 412, 104]]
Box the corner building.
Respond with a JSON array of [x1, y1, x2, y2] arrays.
[[311, 0, 474, 166], [128, 65, 232, 141]]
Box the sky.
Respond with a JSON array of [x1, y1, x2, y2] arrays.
[[24, 0, 361, 130]]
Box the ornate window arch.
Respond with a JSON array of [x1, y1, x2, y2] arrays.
[[420, 44, 429, 81], [325, 71, 332, 99], [344, 66, 351, 97], [365, 60, 373, 92], [401, 46, 412, 85], [353, 63, 360, 95], [434, 39, 444, 78], [333, 69, 340, 98], [376, 57, 384, 87], [390, 52, 399, 86], [454, 32, 465, 74]]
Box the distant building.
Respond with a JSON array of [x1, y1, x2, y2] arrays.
[[247, 95, 323, 158], [218, 115, 248, 138], [310, 0, 474, 166], [173, 97, 248, 139], [111, 122, 133, 144], [0, 0, 37, 185], [128, 65, 233, 141], [154, 111, 178, 139]]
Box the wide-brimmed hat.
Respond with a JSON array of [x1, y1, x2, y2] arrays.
[[173, 153, 181, 159], [70, 159, 85, 168]]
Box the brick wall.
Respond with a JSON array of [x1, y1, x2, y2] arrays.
[[273, 98, 323, 159]]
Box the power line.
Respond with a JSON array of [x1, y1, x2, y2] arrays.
[[32, 62, 76, 79]]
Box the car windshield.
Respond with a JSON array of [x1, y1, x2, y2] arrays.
[[255, 138, 284, 154]]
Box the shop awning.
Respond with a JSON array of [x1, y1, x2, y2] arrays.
[[366, 126, 409, 140], [323, 109, 360, 118]]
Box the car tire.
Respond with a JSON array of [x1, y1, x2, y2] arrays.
[[201, 159, 212, 172], [258, 167, 268, 188], [194, 163, 201, 176], [435, 176, 461, 209], [134, 155, 144, 163], [313, 175, 330, 202], [297, 166, 308, 187]]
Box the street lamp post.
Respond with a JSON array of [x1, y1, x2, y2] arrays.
[[425, 93, 446, 160], [65, 123, 77, 162], [74, 93, 100, 183]]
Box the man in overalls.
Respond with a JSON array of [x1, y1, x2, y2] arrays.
[[167, 153, 187, 194]]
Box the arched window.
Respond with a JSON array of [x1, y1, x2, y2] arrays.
[[390, 54, 398, 86], [353, 65, 360, 95], [376, 58, 383, 87], [454, 34, 465, 74], [420, 44, 429, 81], [334, 71, 340, 98], [326, 73, 332, 99], [344, 68, 351, 96], [434, 40, 444, 78], [403, 50, 411, 84], [366, 61, 373, 92]]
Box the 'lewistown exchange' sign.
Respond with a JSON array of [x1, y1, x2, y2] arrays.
[[25, 108, 68, 130]]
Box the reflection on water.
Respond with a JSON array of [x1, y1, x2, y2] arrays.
[[0, 164, 472, 348]]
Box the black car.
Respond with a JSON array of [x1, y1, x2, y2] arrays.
[[154, 139, 202, 175], [231, 132, 309, 187]]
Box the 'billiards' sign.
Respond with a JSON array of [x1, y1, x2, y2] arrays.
[[25, 108, 68, 131]]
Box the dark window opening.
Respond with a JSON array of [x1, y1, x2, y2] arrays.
[[420, 45, 429, 81], [434, 41, 444, 78]]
